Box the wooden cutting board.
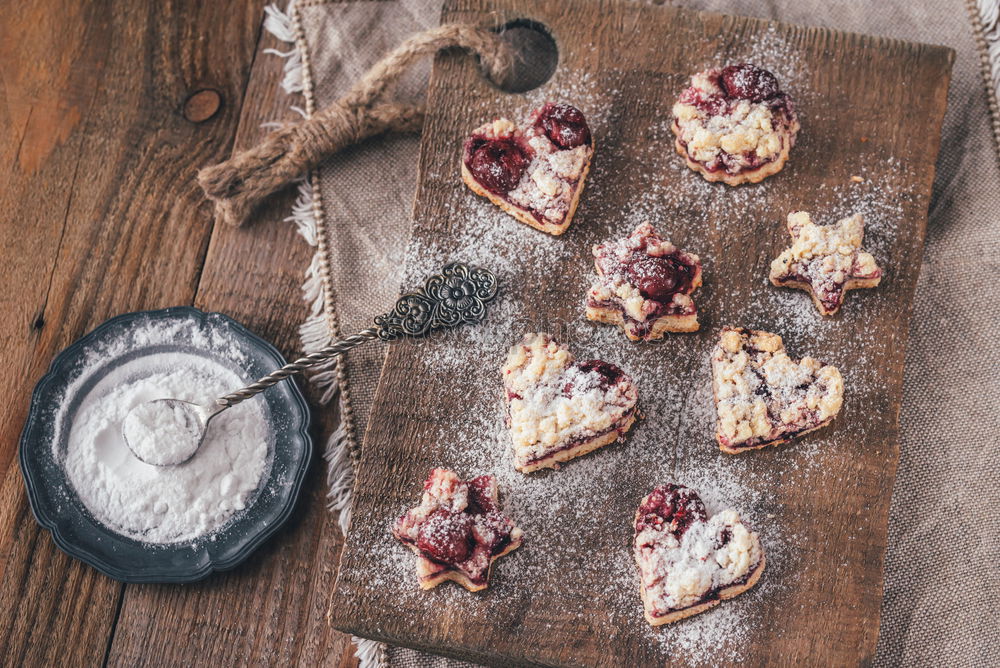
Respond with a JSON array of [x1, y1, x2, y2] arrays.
[[329, 1, 953, 665]]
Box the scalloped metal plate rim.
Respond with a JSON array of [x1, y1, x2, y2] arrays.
[[18, 306, 313, 584]]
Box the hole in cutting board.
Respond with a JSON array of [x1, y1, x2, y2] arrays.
[[489, 19, 558, 93]]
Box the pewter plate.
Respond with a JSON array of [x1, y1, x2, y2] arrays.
[[19, 307, 312, 583]]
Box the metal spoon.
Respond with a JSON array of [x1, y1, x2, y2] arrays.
[[121, 262, 498, 466]]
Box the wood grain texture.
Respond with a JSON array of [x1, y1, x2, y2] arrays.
[[0, 2, 122, 662], [0, 1, 356, 665], [329, 1, 954, 665], [0, 0, 264, 663], [104, 22, 356, 667]]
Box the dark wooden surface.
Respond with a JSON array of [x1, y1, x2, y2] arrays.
[[0, 2, 357, 665], [330, 0, 954, 665]]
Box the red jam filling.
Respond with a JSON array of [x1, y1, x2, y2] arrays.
[[405, 474, 512, 580], [787, 271, 844, 310], [575, 359, 625, 387], [715, 527, 733, 550], [416, 508, 473, 563], [636, 484, 707, 538], [676, 137, 781, 175], [853, 262, 882, 280], [466, 475, 498, 513], [719, 63, 780, 102], [535, 102, 591, 149], [677, 87, 728, 116], [466, 137, 530, 195], [626, 253, 696, 302], [561, 359, 627, 397], [523, 418, 635, 466], [585, 296, 697, 336], [819, 295, 841, 311]]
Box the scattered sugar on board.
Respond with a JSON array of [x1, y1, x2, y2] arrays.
[[359, 320, 821, 662], [355, 33, 905, 662]]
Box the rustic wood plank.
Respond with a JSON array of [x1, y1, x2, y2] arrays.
[[329, 0, 953, 665], [104, 18, 357, 668], [0, 0, 269, 664]]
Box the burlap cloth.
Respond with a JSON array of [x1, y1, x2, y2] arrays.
[[271, 0, 1000, 664]]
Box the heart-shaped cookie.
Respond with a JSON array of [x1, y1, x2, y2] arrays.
[[711, 327, 843, 453], [461, 103, 594, 235], [634, 484, 765, 625], [502, 333, 638, 473]]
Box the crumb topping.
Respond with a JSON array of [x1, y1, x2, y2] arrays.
[[634, 485, 762, 615], [711, 328, 843, 449], [671, 65, 798, 175], [502, 333, 638, 469], [587, 222, 701, 339], [770, 212, 882, 314]]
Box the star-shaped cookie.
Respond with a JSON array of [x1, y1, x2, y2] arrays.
[[586, 222, 703, 341], [392, 468, 523, 591], [769, 211, 882, 315]]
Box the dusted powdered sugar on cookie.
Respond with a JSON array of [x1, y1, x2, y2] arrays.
[[634, 485, 764, 623], [671, 63, 799, 185], [712, 327, 843, 453], [462, 102, 594, 235], [509, 123, 589, 221], [502, 333, 638, 472], [392, 468, 523, 591], [587, 222, 703, 340], [770, 211, 883, 315]]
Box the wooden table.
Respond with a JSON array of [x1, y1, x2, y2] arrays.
[[0, 3, 357, 665]]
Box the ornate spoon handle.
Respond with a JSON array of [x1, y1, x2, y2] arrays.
[[216, 329, 378, 408], [214, 262, 498, 409]]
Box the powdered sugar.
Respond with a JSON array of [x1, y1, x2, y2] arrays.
[[122, 399, 204, 466], [52, 314, 274, 544]]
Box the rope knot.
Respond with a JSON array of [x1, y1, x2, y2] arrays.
[[197, 24, 513, 227]]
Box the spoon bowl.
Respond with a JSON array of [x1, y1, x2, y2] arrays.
[[122, 398, 216, 466]]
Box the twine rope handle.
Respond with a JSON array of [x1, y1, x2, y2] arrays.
[[198, 23, 514, 227]]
